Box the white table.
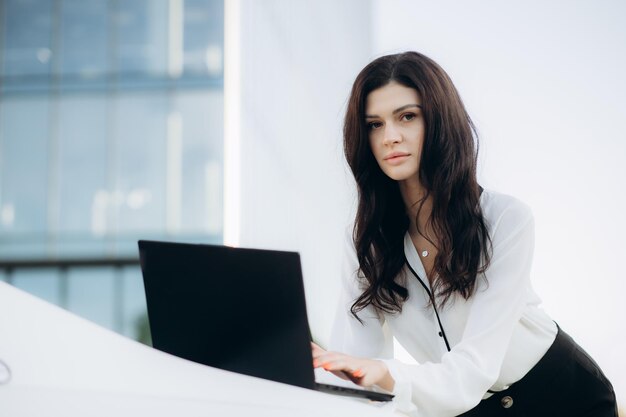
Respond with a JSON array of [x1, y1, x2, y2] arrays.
[[0, 281, 398, 416]]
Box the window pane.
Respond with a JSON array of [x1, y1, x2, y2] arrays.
[[173, 89, 223, 234], [112, 91, 167, 236], [0, 97, 50, 240], [184, 0, 224, 77], [57, 93, 108, 234], [58, 0, 109, 78], [54, 92, 110, 256], [12, 268, 61, 305], [113, 0, 168, 76], [67, 267, 115, 329], [1, 0, 54, 77]]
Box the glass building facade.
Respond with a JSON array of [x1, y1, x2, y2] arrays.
[[0, 0, 224, 343]]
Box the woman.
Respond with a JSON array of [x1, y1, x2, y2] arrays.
[[312, 52, 617, 416]]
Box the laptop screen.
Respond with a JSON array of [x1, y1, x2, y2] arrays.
[[139, 240, 316, 389]]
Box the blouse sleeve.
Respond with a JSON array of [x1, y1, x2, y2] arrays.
[[329, 227, 394, 359], [383, 200, 536, 416]]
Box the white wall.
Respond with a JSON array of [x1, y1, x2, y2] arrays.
[[235, 0, 372, 344], [372, 0, 626, 405]]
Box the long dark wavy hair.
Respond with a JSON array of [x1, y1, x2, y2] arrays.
[[344, 51, 492, 320]]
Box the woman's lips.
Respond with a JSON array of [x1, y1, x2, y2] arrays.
[[384, 153, 410, 165]]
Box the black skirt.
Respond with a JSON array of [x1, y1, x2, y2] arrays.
[[458, 325, 618, 417]]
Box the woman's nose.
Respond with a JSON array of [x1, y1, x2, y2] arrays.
[[383, 124, 402, 145]]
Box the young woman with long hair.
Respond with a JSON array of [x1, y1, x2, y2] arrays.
[[311, 51, 617, 416]]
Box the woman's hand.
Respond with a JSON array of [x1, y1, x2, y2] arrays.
[[311, 342, 395, 392]]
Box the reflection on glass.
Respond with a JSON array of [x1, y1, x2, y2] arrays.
[[184, 0, 224, 77], [0, 97, 49, 237], [113, 0, 168, 76], [57, 93, 108, 235], [174, 90, 224, 233], [113, 91, 168, 235], [59, 0, 109, 78], [1, 0, 54, 77]]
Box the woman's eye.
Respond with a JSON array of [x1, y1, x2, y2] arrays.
[[367, 121, 383, 130], [401, 113, 416, 122]]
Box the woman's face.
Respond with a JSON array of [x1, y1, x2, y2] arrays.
[[365, 81, 425, 183]]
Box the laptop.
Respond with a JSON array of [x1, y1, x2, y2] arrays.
[[138, 240, 393, 402]]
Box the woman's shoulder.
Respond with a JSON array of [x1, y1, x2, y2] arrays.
[[480, 189, 534, 232]]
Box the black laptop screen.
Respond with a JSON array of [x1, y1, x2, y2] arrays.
[[138, 240, 316, 389]]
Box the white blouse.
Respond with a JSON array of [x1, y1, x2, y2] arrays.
[[330, 190, 557, 417]]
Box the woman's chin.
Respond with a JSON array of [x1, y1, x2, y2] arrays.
[[383, 170, 418, 182]]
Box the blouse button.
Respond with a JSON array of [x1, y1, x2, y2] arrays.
[[438, 331, 443, 337], [501, 396, 513, 409]]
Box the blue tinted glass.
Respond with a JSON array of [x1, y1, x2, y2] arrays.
[[0, 0, 224, 342], [0, 97, 49, 236], [173, 90, 223, 234], [12, 268, 61, 305], [183, 0, 224, 77], [0, 241, 51, 259], [67, 267, 115, 329], [113, 0, 168, 75], [1, 0, 54, 77], [112, 92, 167, 235], [57, 93, 108, 236], [58, 0, 109, 77]]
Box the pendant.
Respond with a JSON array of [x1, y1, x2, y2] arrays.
[[421, 250, 429, 258]]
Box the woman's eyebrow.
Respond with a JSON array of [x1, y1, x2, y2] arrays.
[[365, 104, 422, 119]]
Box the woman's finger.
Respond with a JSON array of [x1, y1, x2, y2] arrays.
[[313, 351, 347, 367], [311, 342, 326, 359], [310, 341, 323, 351], [312, 350, 391, 389], [317, 356, 358, 373], [321, 359, 369, 385]]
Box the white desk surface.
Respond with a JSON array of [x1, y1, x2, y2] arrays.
[[0, 282, 399, 416]]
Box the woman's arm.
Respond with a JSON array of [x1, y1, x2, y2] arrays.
[[328, 227, 395, 358], [314, 226, 395, 389]]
